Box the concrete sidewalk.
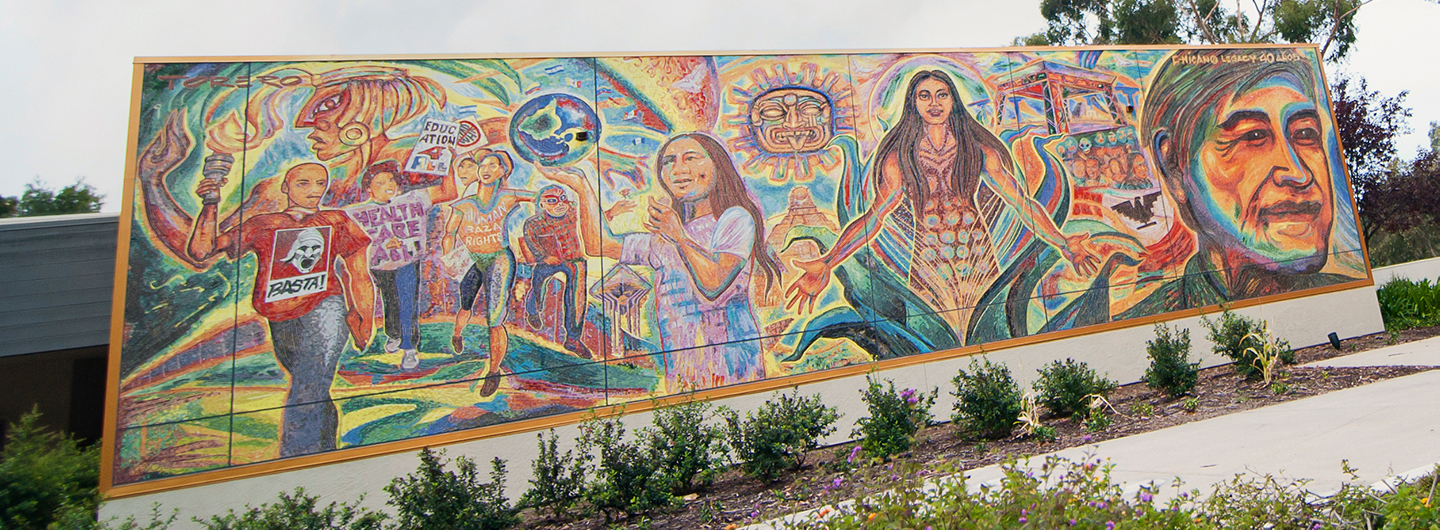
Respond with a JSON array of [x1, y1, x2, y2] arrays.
[[752, 336, 1440, 529], [963, 336, 1440, 496], [964, 368, 1440, 497], [1302, 335, 1440, 368]]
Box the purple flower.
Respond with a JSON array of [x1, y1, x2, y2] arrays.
[[1140, 492, 1153, 503], [901, 388, 916, 400], [907, 396, 920, 404], [1069, 519, 1077, 526], [1019, 517, 1028, 523], [1106, 522, 1115, 530], [847, 445, 862, 463], [1082, 434, 1093, 443], [833, 476, 845, 487]]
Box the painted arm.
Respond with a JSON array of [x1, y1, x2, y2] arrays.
[[442, 206, 463, 255], [981, 142, 1099, 275], [785, 152, 905, 313], [428, 167, 460, 204], [538, 167, 622, 260], [643, 199, 746, 300], [340, 246, 375, 349], [187, 177, 240, 262]]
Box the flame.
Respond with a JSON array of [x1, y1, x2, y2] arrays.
[[205, 108, 279, 154], [204, 111, 248, 154]]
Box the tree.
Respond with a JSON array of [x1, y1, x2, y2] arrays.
[[0, 178, 104, 218], [1331, 73, 1411, 239], [1021, 0, 1367, 61]]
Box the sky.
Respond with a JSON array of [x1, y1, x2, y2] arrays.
[[0, 0, 1435, 212]]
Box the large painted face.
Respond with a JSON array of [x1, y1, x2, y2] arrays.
[[477, 156, 508, 186], [750, 88, 833, 153], [913, 78, 953, 127], [294, 84, 363, 161], [1185, 82, 1333, 272], [658, 137, 716, 202], [368, 172, 401, 203], [282, 165, 331, 209]]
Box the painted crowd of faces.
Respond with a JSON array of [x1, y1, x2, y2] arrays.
[[116, 47, 1367, 484]]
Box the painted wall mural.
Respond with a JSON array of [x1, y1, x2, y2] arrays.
[[111, 46, 1367, 486]]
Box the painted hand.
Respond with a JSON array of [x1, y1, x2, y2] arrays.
[[194, 177, 227, 203], [642, 196, 684, 243], [785, 258, 831, 314], [604, 199, 636, 222], [1063, 233, 1101, 276]]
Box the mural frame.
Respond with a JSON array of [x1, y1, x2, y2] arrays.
[[102, 42, 1373, 498]]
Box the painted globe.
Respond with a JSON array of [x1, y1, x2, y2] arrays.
[[508, 93, 601, 167]]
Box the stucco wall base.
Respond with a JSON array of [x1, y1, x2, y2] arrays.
[[100, 285, 1382, 527]]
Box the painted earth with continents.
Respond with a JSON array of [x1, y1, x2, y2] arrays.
[[508, 93, 600, 167]]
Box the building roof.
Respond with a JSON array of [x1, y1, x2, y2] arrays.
[[0, 213, 119, 357]]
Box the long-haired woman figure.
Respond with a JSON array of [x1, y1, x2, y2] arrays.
[[786, 70, 1098, 342], [545, 132, 780, 392]]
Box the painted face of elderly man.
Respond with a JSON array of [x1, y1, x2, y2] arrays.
[[1142, 48, 1342, 299]]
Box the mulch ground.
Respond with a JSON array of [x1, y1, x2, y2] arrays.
[[523, 325, 1440, 529]]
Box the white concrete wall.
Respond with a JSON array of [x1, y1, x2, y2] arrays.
[[100, 284, 1384, 527], [1373, 256, 1440, 285]]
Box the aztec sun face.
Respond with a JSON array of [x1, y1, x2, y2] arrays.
[[725, 62, 854, 182]]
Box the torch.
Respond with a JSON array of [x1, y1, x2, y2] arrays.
[[200, 111, 249, 203]]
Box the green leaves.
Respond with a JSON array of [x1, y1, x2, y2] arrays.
[[1145, 323, 1201, 397], [383, 449, 518, 530], [0, 178, 104, 218], [0, 409, 100, 530], [950, 358, 1024, 440], [853, 377, 937, 460], [1034, 358, 1118, 419], [723, 391, 840, 482], [1023, 0, 1365, 62]]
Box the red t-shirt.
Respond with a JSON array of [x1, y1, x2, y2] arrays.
[[238, 210, 371, 322]]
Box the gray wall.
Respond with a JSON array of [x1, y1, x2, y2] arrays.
[[0, 213, 119, 358]]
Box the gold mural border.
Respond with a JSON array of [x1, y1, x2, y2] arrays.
[[103, 42, 1375, 498]]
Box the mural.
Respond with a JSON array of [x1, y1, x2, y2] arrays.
[[111, 46, 1366, 486]]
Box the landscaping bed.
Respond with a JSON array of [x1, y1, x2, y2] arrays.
[[526, 326, 1440, 530]]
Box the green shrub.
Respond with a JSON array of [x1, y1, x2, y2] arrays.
[[1202, 308, 1293, 380], [1182, 397, 1200, 412], [520, 429, 588, 518], [0, 409, 101, 530], [1129, 402, 1155, 417], [579, 417, 672, 520], [722, 391, 840, 482], [640, 398, 726, 495], [949, 358, 1023, 440], [197, 489, 385, 530], [852, 376, 937, 460], [383, 448, 517, 530], [1145, 323, 1201, 397], [1377, 277, 1440, 332], [1033, 358, 1116, 418]]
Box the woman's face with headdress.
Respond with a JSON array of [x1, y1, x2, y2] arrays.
[[913, 77, 953, 127]]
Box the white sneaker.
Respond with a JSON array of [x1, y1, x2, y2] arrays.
[[401, 349, 420, 370], [385, 337, 401, 353]]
